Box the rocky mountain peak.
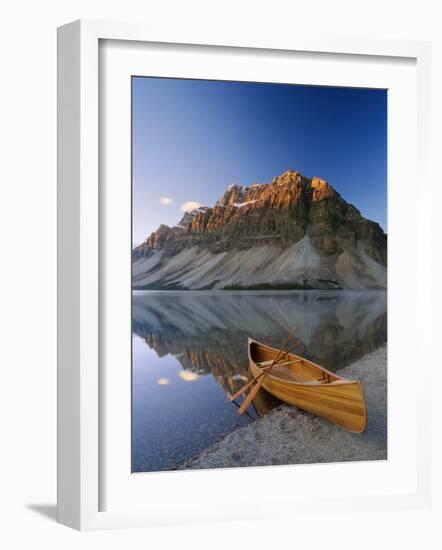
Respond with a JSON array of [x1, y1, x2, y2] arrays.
[[133, 169, 387, 290], [216, 184, 246, 207], [177, 206, 209, 229], [309, 176, 337, 201], [143, 223, 176, 250], [272, 169, 304, 187]]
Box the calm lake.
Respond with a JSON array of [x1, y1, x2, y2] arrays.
[[132, 290, 387, 472]]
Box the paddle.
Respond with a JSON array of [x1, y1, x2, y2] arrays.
[[229, 326, 298, 403], [228, 346, 301, 403], [230, 399, 255, 421], [238, 338, 301, 415], [229, 371, 266, 402]]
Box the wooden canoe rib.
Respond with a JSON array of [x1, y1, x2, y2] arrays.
[[247, 338, 367, 433]]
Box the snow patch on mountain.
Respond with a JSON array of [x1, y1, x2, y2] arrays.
[[232, 200, 259, 208]]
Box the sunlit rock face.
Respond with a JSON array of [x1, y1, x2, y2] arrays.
[[132, 170, 387, 290]]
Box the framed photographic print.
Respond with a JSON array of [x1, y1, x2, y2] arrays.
[[57, 20, 432, 530], [130, 77, 387, 470]]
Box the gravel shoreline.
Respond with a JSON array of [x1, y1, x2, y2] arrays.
[[178, 345, 387, 470]]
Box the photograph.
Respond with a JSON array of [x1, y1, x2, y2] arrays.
[[3, 0, 434, 542], [131, 76, 388, 473]]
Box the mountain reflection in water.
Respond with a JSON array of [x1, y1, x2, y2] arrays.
[[132, 290, 386, 472]]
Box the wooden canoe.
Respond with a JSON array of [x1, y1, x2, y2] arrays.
[[248, 338, 367, 432]]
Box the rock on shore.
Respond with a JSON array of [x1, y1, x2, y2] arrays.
[[178, 345, 387, 470]]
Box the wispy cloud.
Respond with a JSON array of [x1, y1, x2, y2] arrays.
[[159, 197, 173, 205], [180, 201, 202, 212]]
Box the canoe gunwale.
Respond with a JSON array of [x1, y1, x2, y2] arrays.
[[247, 337, 355, 387]]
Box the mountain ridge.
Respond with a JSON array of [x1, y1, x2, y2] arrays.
[[132, 170, 387, 290]]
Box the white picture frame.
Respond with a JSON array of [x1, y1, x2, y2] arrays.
[[57, 19, 432, 531]]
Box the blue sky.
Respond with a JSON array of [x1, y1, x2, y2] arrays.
[[132, 77, 387, 244]]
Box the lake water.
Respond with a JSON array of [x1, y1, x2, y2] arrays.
[[132, 290, 387, 472]]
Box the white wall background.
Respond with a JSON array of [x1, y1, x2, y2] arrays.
[[0, 0, 440, 548]]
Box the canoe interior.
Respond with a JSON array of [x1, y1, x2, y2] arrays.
[[249, 341, 340, 384], [248, 339, 367, 432]]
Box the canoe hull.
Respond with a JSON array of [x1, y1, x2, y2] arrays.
[[249, 340, 367, 433]]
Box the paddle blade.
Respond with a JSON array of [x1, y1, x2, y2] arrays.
[[229, 378, 255, 402], [238, 374, 268, 414]]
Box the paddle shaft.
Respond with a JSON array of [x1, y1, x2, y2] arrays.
[[229, 326, 298, 403], [228, 357, 283, 402], [238, 339, 301, 414]]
